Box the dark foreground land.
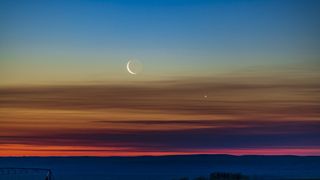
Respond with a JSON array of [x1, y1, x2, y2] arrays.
[[0, 155, 320, 180]]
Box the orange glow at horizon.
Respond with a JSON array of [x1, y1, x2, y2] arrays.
[[1, 144, 320, 157], [0, 144, 320, 157]]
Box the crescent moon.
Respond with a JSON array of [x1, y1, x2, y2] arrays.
[[126, 60, 136, 75]]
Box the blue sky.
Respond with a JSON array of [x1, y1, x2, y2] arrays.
[[1, 0, 320, 84]]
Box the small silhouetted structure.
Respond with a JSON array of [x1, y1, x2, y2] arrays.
[[194, 176, 208, 180], [210, 172, 249, 180], [172, 177, 189, 180], [0, 168, 53, 180]]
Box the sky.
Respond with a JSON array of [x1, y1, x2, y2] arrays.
[[0, 0, 320, 156]]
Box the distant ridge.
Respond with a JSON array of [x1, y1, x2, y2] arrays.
[[1, 155, 319, 180]]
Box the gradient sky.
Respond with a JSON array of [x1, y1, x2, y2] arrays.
[[0, 0, 320, 156]]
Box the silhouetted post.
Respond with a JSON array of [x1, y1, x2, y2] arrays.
[[45, 170, 52, 180]]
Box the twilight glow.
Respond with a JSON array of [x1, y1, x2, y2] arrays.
[[0, 0, 320, 156]]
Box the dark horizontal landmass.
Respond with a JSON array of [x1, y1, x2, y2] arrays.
[[0, 155, 320, 180]]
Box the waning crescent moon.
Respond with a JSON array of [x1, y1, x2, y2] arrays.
[[126, 60, 136, 75]]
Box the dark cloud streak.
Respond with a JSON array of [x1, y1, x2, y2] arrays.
[[1, 120, 319, 150]]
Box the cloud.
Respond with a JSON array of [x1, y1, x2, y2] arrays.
[[1, 119, 319, 151], [0, 74, 319, 117], [0, 72, 319, 155]]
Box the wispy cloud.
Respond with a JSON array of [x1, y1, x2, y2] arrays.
[[1, 71, 319, 117], [1, 69, 320, 155]]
